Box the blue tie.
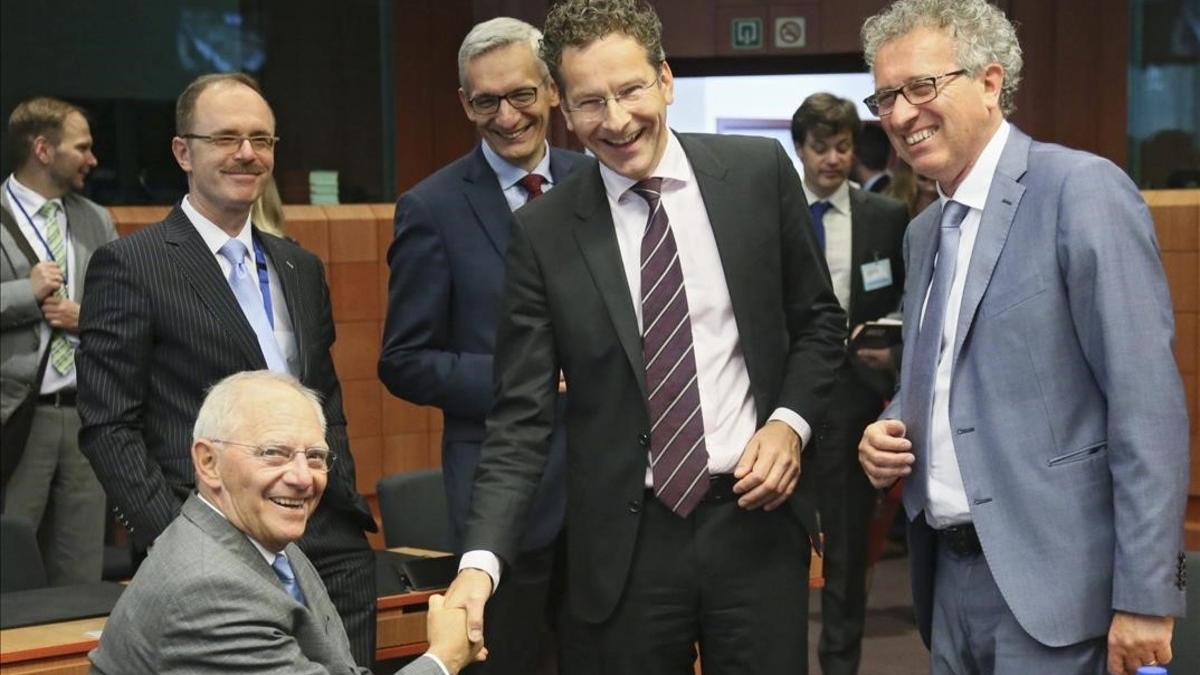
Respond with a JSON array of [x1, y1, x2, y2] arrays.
[[902, 200, 970, 519], [217, 239, 287, 373], [272, 553, 307, 605], [809, 200, 831, 252]]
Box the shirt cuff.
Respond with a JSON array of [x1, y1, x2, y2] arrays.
[[768, 408, 812, 451], [458, 550, 501, 594], [420, 652, 451, 675]]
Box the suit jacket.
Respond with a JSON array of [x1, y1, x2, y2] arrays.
[[0, 187, 116, 423], [77, 206, 375, 550], [379, 145, 589, 552], [884, 126, 1188, 647], [463, 133, 847, 623], [89, 494, 440, 675]]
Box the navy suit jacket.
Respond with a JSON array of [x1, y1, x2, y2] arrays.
[[379, 145, 590, 552]]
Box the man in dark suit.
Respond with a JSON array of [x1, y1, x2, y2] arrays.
[[444, 2, 846, 673], [77, 73, 379, 666], [379, 17, 588, 674], [1, 97, 116, 584], [853, 123, 893, 194], [791, 92, 908, 675]]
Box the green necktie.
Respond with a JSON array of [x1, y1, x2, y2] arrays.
[[39, 201, 73, 375]]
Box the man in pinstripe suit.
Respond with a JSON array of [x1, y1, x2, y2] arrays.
[[76, 73, 379, 666]]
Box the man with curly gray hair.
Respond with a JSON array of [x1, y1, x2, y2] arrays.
[[857, 1, 1188, 673]]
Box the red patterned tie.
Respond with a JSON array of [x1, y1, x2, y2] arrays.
[[631, 178, 709, 517], [518, 174, 545, 203]]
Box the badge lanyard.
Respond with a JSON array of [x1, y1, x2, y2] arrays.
[[6, 181, 71, 287], [251, 236, 274, 329]]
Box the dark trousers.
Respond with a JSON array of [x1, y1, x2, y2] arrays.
[[564, 486, 812, 675], [465, 537, 562, 675], [299, 503, 376, 667]]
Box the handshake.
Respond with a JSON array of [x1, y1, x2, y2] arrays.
[[423, 593, 488, 674]]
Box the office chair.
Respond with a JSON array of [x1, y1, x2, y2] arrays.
[[0, 514, 48, 592], [376, 468, 453, 552]]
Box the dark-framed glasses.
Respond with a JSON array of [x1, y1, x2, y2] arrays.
[[211, 439, 335, 472], [181, 133, 280, 152], [863, 69, 968, 116], [565, 74, 662, 120], [468, 84, 543, 115]]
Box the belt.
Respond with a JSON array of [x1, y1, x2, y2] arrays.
[[936, 523, 982, 556], [37, 390, 77, 407], [647, 474, 739, 507]]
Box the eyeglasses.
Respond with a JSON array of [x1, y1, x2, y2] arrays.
[[564, 74, 661, 120], [467, 83, 543, 115], [181, 133, 280, 152], [863, 69, 968, 116], [210, 439, 335, 472]]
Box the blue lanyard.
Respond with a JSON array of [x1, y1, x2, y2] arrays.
[[6, 181, 70, 286], [251, 236, 274, 329]]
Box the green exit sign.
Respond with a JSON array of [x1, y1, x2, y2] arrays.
[[731, 18, 763, 50]]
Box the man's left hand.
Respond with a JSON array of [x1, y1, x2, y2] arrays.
[[41, 295, 81, 333], [733, 420, 801, 511], [1107, 611, 1173, 675]]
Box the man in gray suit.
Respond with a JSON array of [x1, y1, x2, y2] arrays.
[[90, 370, 482, 675], [857, 1, 1188, 673], [0, 97, 116, 584]]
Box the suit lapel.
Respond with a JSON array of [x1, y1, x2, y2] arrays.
[[256, 231, 307, 379], [951, 129, 1030, 363], [182, 494, 280, 590], [163, 207, 266, 370], [463, 146, 515, 258], [900, 206, 940, 389], [570, 166, 646, 398]]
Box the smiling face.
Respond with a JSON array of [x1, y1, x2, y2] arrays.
[[193, 383, 327, 553], [172, 82, 275, 233], [797, 129, 854, 199], [560, 33, 673, 181], [872, 25, 1003, 196], [459, 42, 557, 172]]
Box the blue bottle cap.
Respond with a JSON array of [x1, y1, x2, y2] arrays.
[[1136, 667, 1167, 675]]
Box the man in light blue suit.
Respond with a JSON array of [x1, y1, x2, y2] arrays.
[[857, 1, 1189, 673]]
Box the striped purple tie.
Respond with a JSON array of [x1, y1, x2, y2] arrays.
[[631, 178, 709, 517]]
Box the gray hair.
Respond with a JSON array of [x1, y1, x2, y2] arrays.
[[862, 0, 1023, 116], [193, 371, 325, 442], [457, 17, 548, 94]]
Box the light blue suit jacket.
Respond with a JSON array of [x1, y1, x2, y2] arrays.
[[886, 126, 1189, 647]]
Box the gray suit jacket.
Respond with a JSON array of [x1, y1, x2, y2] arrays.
[[886, 126, 1189, 647], [0, 184, 115, 422], [90, 494, 441, 675]]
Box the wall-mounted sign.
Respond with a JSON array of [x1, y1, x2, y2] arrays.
[[731, 18, 763, 50], [774, 17, 807, 49]]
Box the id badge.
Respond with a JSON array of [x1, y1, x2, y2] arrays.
[[861, 258, 893, 291]]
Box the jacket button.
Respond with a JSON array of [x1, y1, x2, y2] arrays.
[[638, 433, 649, 447], [628, 499, 642, 514]]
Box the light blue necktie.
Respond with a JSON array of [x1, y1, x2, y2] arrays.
[[902, 200, 970, 518], [271, 552, 307, 605], [809, 200, 831, 252], [217, 239, 287, 373]]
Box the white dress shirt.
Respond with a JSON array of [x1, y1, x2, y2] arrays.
[[923, 120, 1011, 529], [462, 131, 812, 588], [802, 178, 853, 318], [5, 175, 78, 394], [181, 196, 300, 377], [480, 140, 556, 211]]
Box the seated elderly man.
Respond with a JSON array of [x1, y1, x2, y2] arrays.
[[90, 371, 483, 674]]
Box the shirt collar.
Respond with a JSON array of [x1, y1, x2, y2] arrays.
[[936, 119, 1011, 212], [6, 174, 64, 220], [182, 194, 254, 258], [801, 178, 851, 215], [480, 140, 553, 190], [195, 492, 278, 564], [599, 130, 690, 202]]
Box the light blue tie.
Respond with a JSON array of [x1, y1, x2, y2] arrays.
[[271, 552, 307, 605], [217, 239, 287, 373], [902, 200, 970, 518]]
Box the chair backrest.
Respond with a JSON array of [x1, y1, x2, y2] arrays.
[[1170, 550, 1199, 673], [376, 468, 453, 552], [0, 514, 48, 592]]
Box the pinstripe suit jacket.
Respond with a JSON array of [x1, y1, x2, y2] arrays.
[[90, 494, 441, 675], [76, 205, 374, 550]]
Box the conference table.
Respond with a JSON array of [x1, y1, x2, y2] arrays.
[[0, 548, 447, 675]]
